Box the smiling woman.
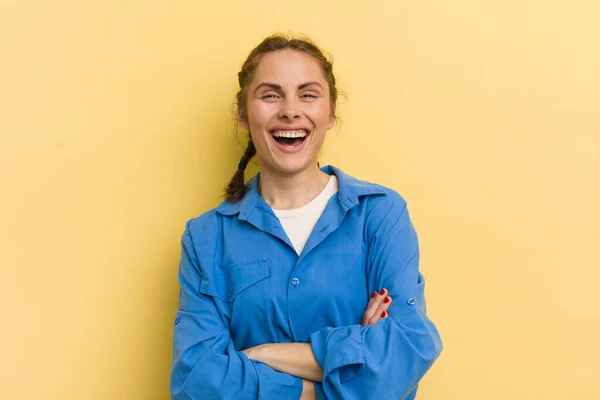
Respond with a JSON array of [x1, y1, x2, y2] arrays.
[[170, 34, 443, 400], [225, 37, 338, 205]]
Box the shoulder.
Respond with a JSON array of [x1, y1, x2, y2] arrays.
[[364, 184, 407, 212], [363, 186, 410, 236], [332, 165, 408, 214], [178, 208, 223, 270], [333, 167, 410, 237], [182, 208, 222, 241]]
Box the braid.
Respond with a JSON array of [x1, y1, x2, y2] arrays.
[[224, 134, 256, 202], [237, 138, 256, 171]]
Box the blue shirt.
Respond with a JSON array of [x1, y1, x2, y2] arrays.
[[171, 165, 442, 400]]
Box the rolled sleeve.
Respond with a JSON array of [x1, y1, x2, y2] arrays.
[[310, 325, 365, 381], [307, 193, 442, 399], [253, 361, 303, 399]]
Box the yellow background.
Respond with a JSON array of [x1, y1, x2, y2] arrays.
[[1, 0, 599, 398]]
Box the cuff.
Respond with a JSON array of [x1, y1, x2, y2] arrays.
[[253, 360, 303, 399], [310, 325, 365, 382]]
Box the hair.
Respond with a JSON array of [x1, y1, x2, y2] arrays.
[[224, 34, 339, 202]]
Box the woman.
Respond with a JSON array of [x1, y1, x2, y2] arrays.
[[170, 35, 442, 400]]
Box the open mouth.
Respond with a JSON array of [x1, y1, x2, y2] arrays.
[[270, 129, 309, 148]]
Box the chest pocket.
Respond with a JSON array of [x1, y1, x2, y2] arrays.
[[200, 258, 270, 302]]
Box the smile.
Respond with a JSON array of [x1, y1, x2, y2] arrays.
[[269, 128, 310, 149]]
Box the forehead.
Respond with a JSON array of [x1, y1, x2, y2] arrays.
[[252, 49, 326, 88]]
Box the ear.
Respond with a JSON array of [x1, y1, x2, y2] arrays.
[[326, 103, 336, 130], [237, 106, 249, 131], [327, 114, 335, 131]]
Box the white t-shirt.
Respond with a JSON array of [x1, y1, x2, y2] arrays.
[[272, 175, 339, 255]]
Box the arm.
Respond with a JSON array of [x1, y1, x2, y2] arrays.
[[242, 292, 393, 382], [170, 221, 303, 400], [237, 352, 318, 400], [300, 380, 317, 400], [309, 195, 443, 399], [243, 343, 323, 382]]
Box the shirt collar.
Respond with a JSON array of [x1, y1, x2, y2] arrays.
[[216, 165, 385, 218]]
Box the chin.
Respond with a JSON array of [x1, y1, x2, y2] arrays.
[[269, 157, 315, 175]]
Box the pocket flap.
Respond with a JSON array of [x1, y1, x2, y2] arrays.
[[200, 259, 270, 302]]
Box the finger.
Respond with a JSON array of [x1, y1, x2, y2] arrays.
[[366, 291, 378, 307], [362, 288, 387, 325], [365, 296, 392, 326], [361, 292, 377, 326], [362, 288, 385, 325], [366, 296, 393, 326], [367, 310, 388, 326]]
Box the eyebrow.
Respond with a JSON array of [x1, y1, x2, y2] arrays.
[[254, 81, 324, 93]]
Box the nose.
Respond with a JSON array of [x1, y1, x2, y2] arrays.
[[278, 98, 300, 120]]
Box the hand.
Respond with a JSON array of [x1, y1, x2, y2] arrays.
[[361, 288, 392, 326]]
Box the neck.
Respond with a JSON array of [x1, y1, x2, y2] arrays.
[[258, 164, 330, 210]]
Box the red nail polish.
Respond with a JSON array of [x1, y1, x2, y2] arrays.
[[384, 297, 390, 303], [379, 289, 386, 295], [381, 311, 387, 318], [371, 292, 377, 299]]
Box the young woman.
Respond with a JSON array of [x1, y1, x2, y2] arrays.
[[170, 35, 442, 400]]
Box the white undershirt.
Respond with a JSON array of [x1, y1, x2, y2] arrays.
[[272, 175, 339, 255]]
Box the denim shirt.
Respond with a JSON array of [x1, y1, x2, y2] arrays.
[[171, 165, 442, 400]]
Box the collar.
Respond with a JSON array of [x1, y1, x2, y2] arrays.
[[216, 165, 385, 218]]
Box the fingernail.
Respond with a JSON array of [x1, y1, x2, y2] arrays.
[[371, 291, 377, 299], [384, 296, 390, 303], [381, 311, 387, 318], [379, 289, 386, 295]]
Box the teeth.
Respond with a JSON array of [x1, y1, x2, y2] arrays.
[[272, 130, 307, 138]]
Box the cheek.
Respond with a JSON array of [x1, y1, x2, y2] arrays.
[[247, 101, 276, 128], [305, 101, 332, 125]]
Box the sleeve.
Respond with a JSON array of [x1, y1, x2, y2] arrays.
[[309, 194, 443, 400], [170, 221, 303, 400]]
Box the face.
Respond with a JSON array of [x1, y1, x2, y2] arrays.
[[240, 49, 335, 176]]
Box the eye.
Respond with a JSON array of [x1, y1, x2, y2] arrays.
[[262, 93, 281, 100], [301, 93, 318, 99]]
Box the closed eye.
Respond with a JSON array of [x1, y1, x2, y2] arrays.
[[262, 93, 281, 100]]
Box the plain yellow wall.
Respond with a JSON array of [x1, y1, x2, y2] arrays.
[[1, 1, 599, 399]]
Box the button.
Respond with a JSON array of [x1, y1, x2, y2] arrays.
[[227, 289, 234, 297], [174, 317, 180, 325], [291, 277, 300, 286], [407, 298, 415, 306]]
